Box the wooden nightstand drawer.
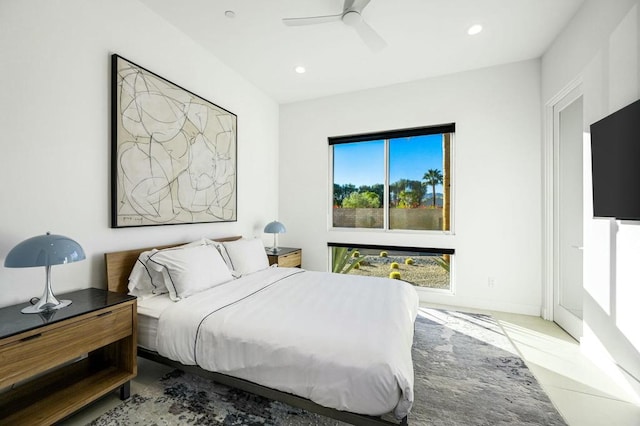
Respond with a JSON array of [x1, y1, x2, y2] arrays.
[[278, 250, 301, 267], [0, 304, 132, 388], [267, 247, 302, 268]]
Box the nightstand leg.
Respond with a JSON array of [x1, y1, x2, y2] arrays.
[[120, 381, 130, 400]]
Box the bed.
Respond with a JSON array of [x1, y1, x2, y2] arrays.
[[105, 236, 419, 425]]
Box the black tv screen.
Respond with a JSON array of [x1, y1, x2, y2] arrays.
[[591, 98, 640, 219]]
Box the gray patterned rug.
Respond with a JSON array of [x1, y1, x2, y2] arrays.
[[89, 308, 566, 425]]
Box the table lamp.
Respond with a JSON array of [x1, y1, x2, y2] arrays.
[[4, 232, 86, 314], [264, 221, 286, 254]]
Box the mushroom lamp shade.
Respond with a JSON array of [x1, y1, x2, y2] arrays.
[[264, 221, 286, 253], [4, 232, 86, 314]]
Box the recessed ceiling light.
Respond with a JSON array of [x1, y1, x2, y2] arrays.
[[224, 10, 236, 19], [294, 66, 306, 74], [467, 24, 483, 36]]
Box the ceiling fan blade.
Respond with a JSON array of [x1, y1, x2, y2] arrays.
[[343, 0, 355, 12], [282, 14, 342, 26], [345, 0, 371, 13], [353, 19, 387, 52]]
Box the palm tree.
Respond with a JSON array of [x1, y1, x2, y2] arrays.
[[423, 169, 443, 207]]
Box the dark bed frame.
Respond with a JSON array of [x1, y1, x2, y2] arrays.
[[104, 237, 409, 426]]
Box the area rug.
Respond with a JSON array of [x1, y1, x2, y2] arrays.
[[89, 308, 566, 425]]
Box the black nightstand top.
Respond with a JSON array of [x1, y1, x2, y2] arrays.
[[0, 288, 135, 340], [265, 247, 299, 256]]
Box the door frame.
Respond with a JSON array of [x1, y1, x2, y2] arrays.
[[542, 76, 583, 327]]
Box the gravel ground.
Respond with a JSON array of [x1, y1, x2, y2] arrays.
[[346, 255, 450, 289]]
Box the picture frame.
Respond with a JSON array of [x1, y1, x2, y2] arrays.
[[111, 54, 237, 228]]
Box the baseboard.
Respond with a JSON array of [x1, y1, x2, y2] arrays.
[[416, 290, 541, 316]]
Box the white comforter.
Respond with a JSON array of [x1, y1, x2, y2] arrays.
[[156, 267, 419, 419]]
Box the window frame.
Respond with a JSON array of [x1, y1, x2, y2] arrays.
[[329, 123, 455, 233]]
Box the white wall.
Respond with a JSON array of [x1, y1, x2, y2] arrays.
[[542, 0, 640, 400], [0, 0, 280, 308], [280, 60, 543, 315]]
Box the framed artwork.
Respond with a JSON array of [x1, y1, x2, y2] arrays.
[[111, 54, 237, 228]]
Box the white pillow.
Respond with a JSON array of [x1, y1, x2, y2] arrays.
[[128, 249, 168, 299], [127, 239, 219, 300], [127, 239, 210, 299], [222, 238, 270, 276], [148, 244, 233, 300]]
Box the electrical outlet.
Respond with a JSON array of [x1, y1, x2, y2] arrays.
[[488, 277, 496, 288]]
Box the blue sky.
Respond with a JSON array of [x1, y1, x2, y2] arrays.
[[333, 134, 444, 186]]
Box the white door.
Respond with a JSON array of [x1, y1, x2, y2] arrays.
[[553, 88, 583, 340]]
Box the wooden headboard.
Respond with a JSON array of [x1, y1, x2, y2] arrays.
[[104, 236, 242, 294]]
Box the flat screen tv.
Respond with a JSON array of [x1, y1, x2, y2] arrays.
[[591, 98, 640, 220]]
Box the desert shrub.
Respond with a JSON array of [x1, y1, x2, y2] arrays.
[[390, 262, 399, 270], [342, 191, 380, 208], [380, 251, 388, 257], [433, 256, 450, 272], [332, 247, 364, 274], [405, 258, 414, 265], [389, 271, 401, 280]]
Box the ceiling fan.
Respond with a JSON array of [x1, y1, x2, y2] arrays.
[[282, 0, 387, 52]]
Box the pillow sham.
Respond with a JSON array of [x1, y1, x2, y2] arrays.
[[127, 238, 210, 300], [222, 238, 270, 276], [148, 244, 233, 301], [128, 249, 168, 300]]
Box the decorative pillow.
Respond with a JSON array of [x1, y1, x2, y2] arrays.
[[148, 244, 233, 301], [222, 238, 270, 276], [128, 249, 168, 299]]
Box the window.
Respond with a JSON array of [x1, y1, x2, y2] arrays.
[[329, 243, 453, 290], [331, 124, 454, 231]]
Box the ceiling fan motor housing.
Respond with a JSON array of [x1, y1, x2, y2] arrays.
[[342, 11, 362, 27]]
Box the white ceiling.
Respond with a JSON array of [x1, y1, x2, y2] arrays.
[[140, 0, 584, 104]]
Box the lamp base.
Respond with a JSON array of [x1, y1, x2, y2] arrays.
[[21, 264, 73, 314], [268, 247, 281, 254], [21, 299, 72, 314]]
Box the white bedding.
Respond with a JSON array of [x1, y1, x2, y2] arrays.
[[137, 294, 173, 350], [156, 267, 419, 419]]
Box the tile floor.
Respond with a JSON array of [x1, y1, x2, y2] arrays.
[[61, 304, 640, 425], [490, 310, 640, 426]]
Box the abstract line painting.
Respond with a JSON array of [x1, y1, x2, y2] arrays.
[[111, 54, 237, 227]]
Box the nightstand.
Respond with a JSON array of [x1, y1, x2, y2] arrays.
[[0, 288, 137, 425], [266, 247, 302, 268]]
